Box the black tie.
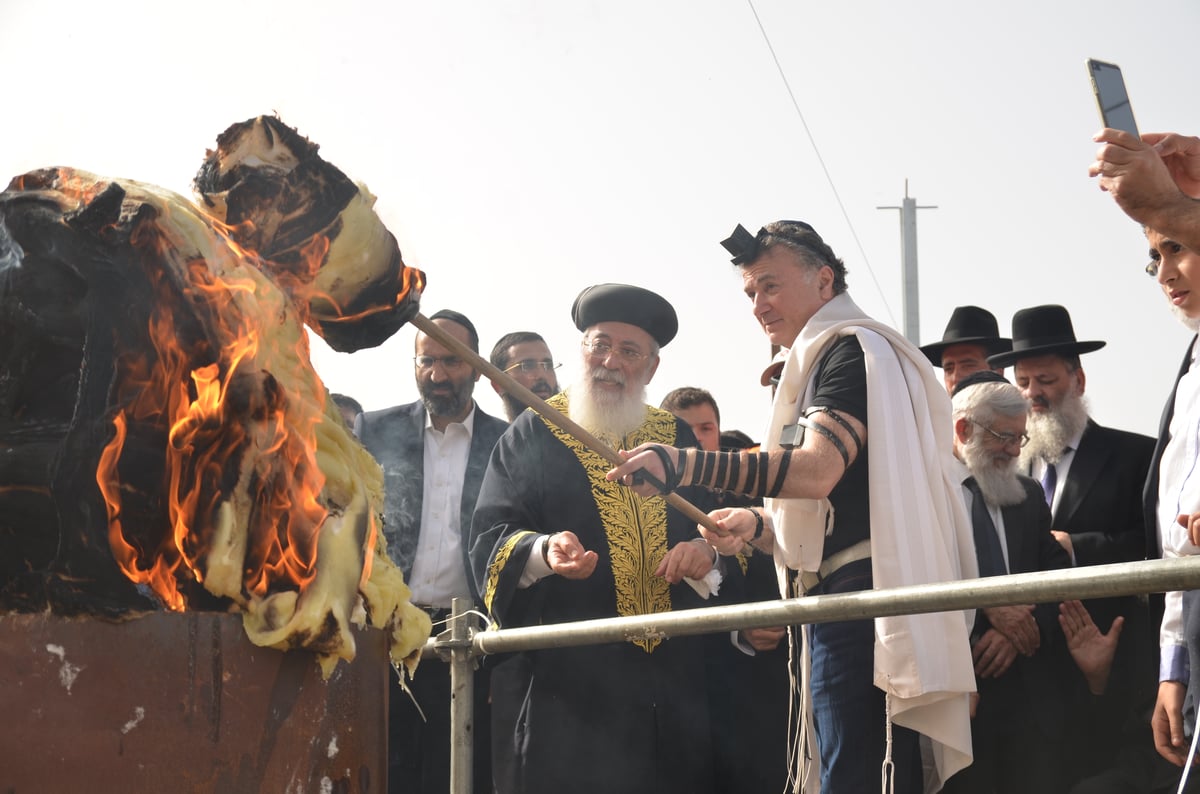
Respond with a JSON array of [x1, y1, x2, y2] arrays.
[[966, 477, 1007, 578], [1040, 462, 1057, 507]]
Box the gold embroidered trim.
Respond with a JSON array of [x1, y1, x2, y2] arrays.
[[485, 529, 535, 621], [539, 393, 678, 652]]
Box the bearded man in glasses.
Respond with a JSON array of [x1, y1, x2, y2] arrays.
[[469, 283, 727, 794], [357, 308, 508, 794], [607, 220, 979, 793], [941, 370, 1071, 794], [488, 331, 560, 421]]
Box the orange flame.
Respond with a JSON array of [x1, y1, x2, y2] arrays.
[[94, 208, 334, 609], [81, 170, 424, 614]]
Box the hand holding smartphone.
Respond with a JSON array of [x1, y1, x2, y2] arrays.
[[1087, 58, 1139, 138]]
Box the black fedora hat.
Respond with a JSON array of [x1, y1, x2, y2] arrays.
[[919, 305, 1012, 367], [986, 304, 1105, 368]]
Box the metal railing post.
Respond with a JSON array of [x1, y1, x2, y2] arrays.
[[447, 596, 474, 794]]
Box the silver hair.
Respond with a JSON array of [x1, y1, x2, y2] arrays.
[[952, 381, 1029, 426]]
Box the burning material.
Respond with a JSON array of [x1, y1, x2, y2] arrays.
[[0, 116, 431, 676]]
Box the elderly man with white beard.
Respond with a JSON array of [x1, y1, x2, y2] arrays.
[[468, 283, 725, 794], [940, 370, 1072, 794]]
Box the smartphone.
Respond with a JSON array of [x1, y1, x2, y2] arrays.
[[1087, 58, 1139, 138]]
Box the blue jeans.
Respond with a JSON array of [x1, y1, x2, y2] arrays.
[[808, 559, 922, 794]]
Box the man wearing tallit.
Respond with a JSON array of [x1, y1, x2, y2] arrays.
[[608, 220, 979, 794]]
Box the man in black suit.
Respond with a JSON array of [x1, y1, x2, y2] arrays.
[[988, 304, 1157, 786], [356, 309, 508, 794], [941, 370, 1072, 794]]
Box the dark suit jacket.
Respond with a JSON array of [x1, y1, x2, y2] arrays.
[[972, 476, 1072, 734], [1041, 419, 1155, 567], [1144, 336, 1198, 559], [356, 399, 508, 605]]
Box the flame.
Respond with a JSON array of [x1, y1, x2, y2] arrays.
[[98, 413, 186, 611], [311, 266, 428, 326], [93, 198, 339, 610]]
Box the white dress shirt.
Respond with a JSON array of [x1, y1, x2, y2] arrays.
[[407, 408, 476, 608], [1158, 349, 1200, 681]]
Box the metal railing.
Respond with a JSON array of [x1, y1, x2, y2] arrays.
[[429, 557, 1200, 793]]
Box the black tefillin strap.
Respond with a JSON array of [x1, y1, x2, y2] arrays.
[[778, 411, 857, 471], [631, 444, 681, 494], [805, 407, 862, 459]]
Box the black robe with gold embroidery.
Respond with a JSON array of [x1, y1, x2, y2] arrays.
[[469, 395, 721, 794]]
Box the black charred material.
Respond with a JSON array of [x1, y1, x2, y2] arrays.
[[0, 174, 156, 615], [0, 170, 247, 615], [194, 115, 423, 353], [195, 116, 358, 267]]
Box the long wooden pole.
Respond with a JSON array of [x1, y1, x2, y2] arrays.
[[410, 313, 721, 535]]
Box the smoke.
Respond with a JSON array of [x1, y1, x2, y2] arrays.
[[0, 217, 23, 275]]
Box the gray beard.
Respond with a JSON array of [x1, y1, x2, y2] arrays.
[[568, 370, 648, 442], [1022, 391, 1089, 466], [963, 435, 1027, 507]]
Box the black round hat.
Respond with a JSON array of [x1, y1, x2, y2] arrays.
[[919, 305, 1012, 366], [986, 304, 1105, 369], [950, 369, 1011, 397], [571, 283, 678, 347]]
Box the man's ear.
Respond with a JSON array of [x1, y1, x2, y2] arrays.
[[491, 380, 505, 397], [644, 355, 661, 384], [954, 416, 972, 444], [818, 265, 835, 296]]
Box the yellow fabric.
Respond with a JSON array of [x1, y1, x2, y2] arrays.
[[538, 393, 678, 652]]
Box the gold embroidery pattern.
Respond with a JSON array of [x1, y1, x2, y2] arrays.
[[539, 394, 678, 652], [485, 529, 536, 621]]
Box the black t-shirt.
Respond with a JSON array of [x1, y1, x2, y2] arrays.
[[808, 335, 869, 557]]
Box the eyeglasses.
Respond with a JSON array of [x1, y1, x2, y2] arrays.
[[969, 419, 1029, 448], [581, 339, 647, 363], [504, 359, 560, 374], [414, 355, 465, 370]]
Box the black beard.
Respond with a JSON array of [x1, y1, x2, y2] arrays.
[[420, 386, 471, 421], [501, 392, 527, 421]]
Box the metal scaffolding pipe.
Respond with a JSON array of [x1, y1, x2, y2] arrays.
[[456, 557, 1200, 657], [447, 596, 474, 793]]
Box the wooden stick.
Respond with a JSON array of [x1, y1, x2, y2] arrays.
[[410, 313, 722, 535]]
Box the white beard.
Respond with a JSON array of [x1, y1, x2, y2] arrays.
[[568, 367, 648, 443], [963, 434, 1026, 507], [1022, 390, 1089, 467]]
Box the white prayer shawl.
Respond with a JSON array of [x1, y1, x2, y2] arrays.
[[763, 293, 978, 792]]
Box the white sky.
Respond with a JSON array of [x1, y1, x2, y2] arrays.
[[5, 0, 1200, 439]]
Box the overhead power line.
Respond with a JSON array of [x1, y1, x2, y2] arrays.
[[744, 0, 898, 327]]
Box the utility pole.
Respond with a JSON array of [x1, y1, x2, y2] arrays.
[[877, 180, 936, 344]]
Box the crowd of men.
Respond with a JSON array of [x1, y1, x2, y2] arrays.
[[331, 126, 1200, 793]]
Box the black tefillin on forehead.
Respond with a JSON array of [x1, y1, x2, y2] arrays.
[[720, 220, 859, 466], [720, 221, 818, 265]]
